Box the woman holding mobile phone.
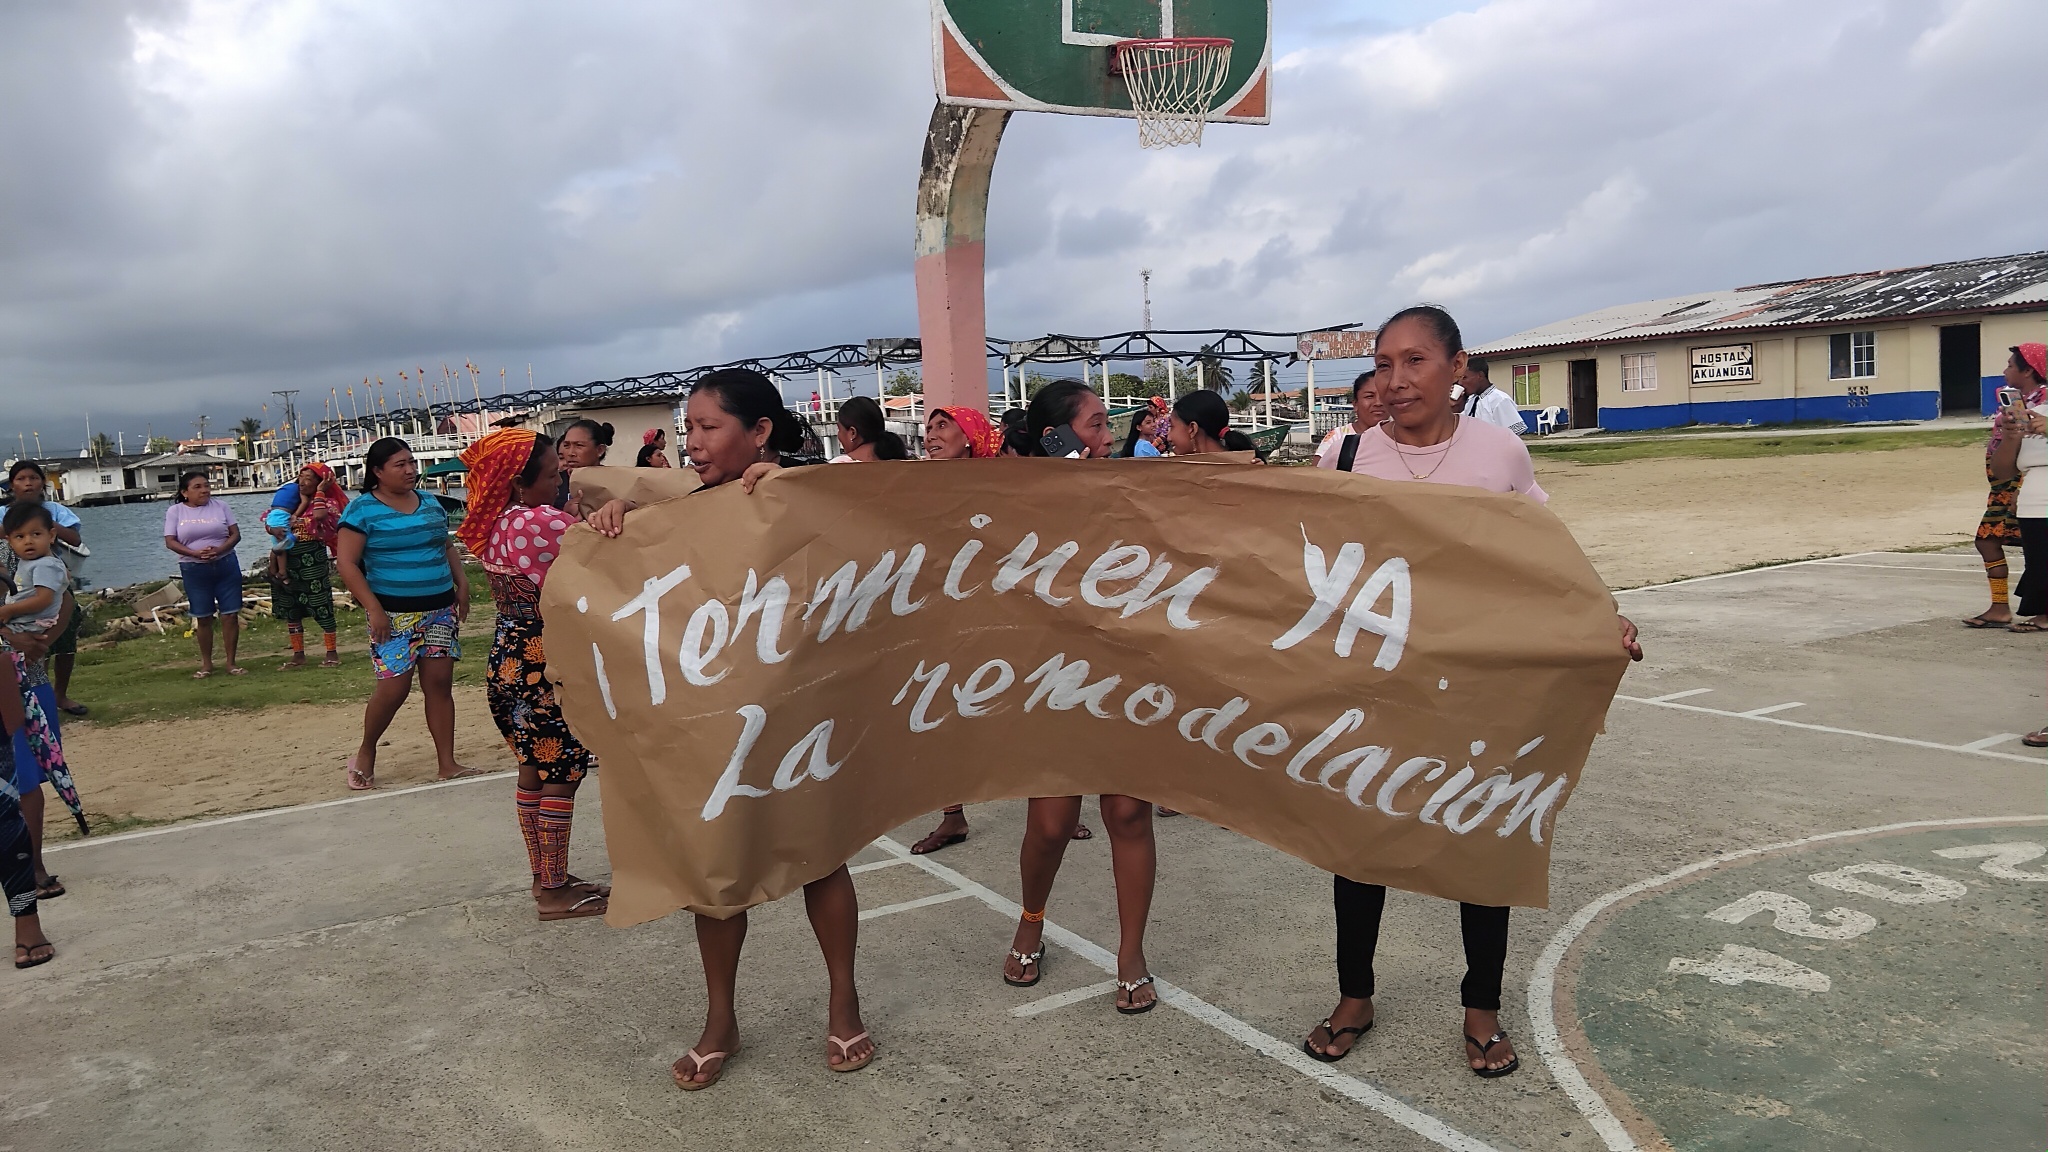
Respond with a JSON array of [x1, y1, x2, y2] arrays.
[[1989, 344, 2048, 642], [1967, 346, 2048, 630], [587, 368, 875, 1088], [995, 380, 1160, 1013]]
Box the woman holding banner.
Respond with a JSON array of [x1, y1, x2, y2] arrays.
[[1303, 305, 1642, 1077], [909, 404, 1093, 853], [589, 368, 875, 1087], [995, 380, 1160, 1014], [460, 429, 609, 922]]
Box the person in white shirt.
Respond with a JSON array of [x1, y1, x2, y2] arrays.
[[1454, 358, 1527, 436]]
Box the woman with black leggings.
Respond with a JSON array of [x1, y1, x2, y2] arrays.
[[1303, 304, 1642, 1077]]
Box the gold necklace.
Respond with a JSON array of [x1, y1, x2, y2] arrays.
[[1389, 418, 1460, 480]]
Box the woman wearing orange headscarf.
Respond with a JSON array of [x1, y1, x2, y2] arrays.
[[461, 430, 609, 920], [272, 461, 349, 669], [908, 406, 1093, 854]]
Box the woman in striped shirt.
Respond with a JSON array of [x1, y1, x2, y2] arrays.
[[335, 438, 478, 790]]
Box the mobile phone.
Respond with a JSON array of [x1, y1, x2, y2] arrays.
[[1998, 386, 2021, 409], [1039, 424, 1086, 459]]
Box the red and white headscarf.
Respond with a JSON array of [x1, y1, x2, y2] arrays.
[[458, 428, 540, 555], [930, 406, 1005, 459]]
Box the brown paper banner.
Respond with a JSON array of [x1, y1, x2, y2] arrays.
[[545, 461, 1626, 924]]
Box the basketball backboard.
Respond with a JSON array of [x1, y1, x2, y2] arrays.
[[932, 0, 1271, 124]]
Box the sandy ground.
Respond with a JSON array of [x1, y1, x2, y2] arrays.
[[1541, 442, 1986, 588], [46, 443, 1992, 833], [58, 685, 518, 833]]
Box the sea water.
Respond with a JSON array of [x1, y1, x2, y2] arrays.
[[67, 492, 282, 591]]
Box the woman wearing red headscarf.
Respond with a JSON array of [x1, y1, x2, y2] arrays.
[[273, 462, 348, 669], [907, 406, 1093, 854], [460, 429, 609, 920]]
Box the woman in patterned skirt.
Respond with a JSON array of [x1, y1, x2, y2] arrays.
[[273, 462, 347, 669], [1967, 351, 2048, 630], [460, 429, 608, 921]]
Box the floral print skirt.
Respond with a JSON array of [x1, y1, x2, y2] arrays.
[[487, 604, 596, 784]]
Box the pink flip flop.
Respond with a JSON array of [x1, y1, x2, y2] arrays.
[[827, 1031, 874, 1073]]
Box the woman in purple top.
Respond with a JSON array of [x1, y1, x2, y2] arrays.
[[1302, 305, 1643, 1079], [162, 472, 244, 677]]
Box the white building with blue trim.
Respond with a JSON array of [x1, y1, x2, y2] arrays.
[[1471, 251, 2047, 432]]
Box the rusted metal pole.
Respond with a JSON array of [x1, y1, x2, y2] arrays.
[[914, 102, 1010, 416]]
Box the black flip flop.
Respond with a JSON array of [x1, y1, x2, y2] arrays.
[[1962, 615, 2007, 629], [1004, 948, 1043, 988], [14, 941, 55, 970], [1115, 975, 1157, 1014], [59, 702, 88, 717], [36, 876, 64, 900], [1303, 1017, 1373, 1062], [2022, 731, 2048, 748], [910, 832, 967, 855], [1465, 1031, 1520, 1078]]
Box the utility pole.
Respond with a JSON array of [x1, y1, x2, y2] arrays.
[[272, 390, 300, 444], [194, 414, 211, 448], [1141, 267, 1152, 331]]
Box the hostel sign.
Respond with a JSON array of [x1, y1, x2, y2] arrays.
[[1691, 343, 1755, 385]]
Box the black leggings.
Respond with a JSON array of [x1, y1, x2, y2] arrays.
[[2, 747, 35, 919], [1334, 876, 1509, 1011], [2017, 518, 2048, 618]]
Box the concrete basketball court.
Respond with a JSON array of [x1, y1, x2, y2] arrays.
[[5, 549, 2042, 1152]]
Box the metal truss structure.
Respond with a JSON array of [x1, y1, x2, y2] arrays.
[[291, 323, 1361, 450]]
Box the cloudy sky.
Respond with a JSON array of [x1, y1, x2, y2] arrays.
[[2, 0, 2042, 454]]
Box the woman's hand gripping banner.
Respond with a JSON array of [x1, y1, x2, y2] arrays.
[[546, 461, 1627, 923]]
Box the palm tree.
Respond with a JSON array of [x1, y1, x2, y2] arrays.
[[233, 416, 265, 460], [1192, 354, 1235, 394], [89, 432, 116, 459]]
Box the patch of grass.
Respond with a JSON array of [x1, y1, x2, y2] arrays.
[[1528, 426, 1986, 465], [67, 605, 496, 727]]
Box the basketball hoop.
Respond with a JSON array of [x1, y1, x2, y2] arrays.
[[1111, 37, 1234, 149]]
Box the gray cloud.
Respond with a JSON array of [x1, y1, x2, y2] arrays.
[[2, 0, 2042, 451]]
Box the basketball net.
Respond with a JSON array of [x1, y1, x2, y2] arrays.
[[1112, 38, 1234, 149]]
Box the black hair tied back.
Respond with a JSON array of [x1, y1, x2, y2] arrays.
[[1023, 380, 1095, 456], [1171, 389, 1252, 452], [1378, 303, 1464, 357], [696, 367, 805, 456], [835, 396, 908, 460], [360, 436, 411, 492], [565, 418, 614, 448]]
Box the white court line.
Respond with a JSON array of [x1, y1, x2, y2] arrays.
[[44, 770, 516, 854], [849, 857, 912, 875], [1808, 562, 1981, 574], [1009, 980, 1118, 1018], [1613, 694, 2048, 766], [1614, 551, 1884, 594], [858, 888, 973, 921], [870, 836, 1502, 1152], [1646, 688, 1712, 702], [1529, 815, 2048, 1152], [1739, 702, 1805, 717], [1961, 733, 2022, 751]]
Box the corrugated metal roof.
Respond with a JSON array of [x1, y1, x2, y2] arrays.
[[1472, 251, 2048, 357]]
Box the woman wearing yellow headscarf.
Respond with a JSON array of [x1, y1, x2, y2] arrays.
[[461, 429, 609, 921]]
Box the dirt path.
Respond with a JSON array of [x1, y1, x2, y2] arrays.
[[58, 685, 517, 835], [46, 443, 1994, 833], [1541, 443, 1986, 588]]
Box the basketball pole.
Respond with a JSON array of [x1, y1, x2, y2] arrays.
[[914, 102, 1010, 416]]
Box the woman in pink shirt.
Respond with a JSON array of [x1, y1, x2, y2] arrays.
[[1303, 305, 1642, 1078]]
